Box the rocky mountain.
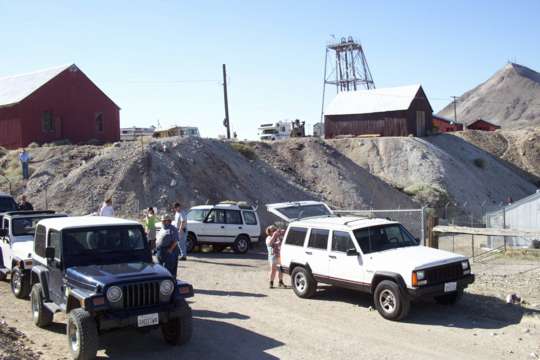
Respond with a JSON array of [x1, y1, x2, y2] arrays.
[[438, 63, 540, 129]]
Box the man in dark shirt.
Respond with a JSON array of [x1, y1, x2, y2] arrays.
[[156, 214, 180, 278], [18, 195, 33, 211]]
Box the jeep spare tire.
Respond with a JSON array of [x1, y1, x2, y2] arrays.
[[30, 283, 53, 327], [291, 266, 317, 298], [67, 308, 99, 360], [374, 280, 410, 321]]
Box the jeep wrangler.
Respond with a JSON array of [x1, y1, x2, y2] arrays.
[[30, 216, 194, 360], [0, 210, 67, 298]]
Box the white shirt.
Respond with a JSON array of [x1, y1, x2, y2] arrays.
[[99, 204, 114, 217], [174, 211, 185, 230]]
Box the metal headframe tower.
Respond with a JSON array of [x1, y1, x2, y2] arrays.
[[320, 36, 376, 121]]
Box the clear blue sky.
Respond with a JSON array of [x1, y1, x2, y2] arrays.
[[1, 0, 539, 139]]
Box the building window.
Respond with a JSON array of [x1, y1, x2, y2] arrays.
[[42, 111, 55, 132], [95, 113, 104, 132]]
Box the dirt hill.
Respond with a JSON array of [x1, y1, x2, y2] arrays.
[[438, 63, 540, 129]]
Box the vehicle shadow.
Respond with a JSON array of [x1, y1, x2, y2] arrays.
[[45, 321, 66, 335], [98, 311, 283, 360], [311, 285, 536, 330], [195, 288, 267, 298], [192, 309, 250, 320], [187, 258, 257, 268], [189, 250, 267, 261]]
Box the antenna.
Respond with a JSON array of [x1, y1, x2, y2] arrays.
[[320, 36, 375, 121]]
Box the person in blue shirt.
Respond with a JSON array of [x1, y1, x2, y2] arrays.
[[19, 149, 30, 180], [156, 214, 180, 279]]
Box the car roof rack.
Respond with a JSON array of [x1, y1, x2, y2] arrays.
[[217, 201, 253, 210], [4, 210, 56, 216]]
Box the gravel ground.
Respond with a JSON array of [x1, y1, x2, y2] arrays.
[[0, 250, 538, 360]]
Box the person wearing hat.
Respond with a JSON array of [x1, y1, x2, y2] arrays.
[[156, 214, 180, 278]]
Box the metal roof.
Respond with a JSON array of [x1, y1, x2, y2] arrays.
[[0, 64, 73, 107], [324, 84, 422, 116]]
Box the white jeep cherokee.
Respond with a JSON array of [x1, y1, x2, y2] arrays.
[[0, 211, 67, 298], [267, 202, 474, 321], [186, 202, 261, 254]]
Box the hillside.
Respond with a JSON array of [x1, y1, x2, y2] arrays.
[[438, 63, 540, 128]]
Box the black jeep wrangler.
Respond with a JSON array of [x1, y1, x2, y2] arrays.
[[30, 216, 193, 360]]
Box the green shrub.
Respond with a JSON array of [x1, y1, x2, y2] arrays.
[[230, 142, 257, 160], [404, 183, 450, 207]]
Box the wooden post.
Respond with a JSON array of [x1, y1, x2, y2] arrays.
[[427, 215, 439, 248]]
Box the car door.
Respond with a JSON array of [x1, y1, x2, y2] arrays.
[[241, 211, 259, 239], [225, 210, 244, 240], [0, 218, 11, 268], [47, 229, 66, 305], [281, 226, 309, 269], [328, 230, 367, 285], [200, 209, 227, 243], [305, 228, 330, 278]]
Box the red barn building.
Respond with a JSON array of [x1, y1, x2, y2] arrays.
[[432, 114, 463, 132], [0, 64, 120, 149], [466, 119, 501, 131], [324, 84, 433, 138]]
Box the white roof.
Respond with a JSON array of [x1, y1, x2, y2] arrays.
[[37, 216, 140, 231], [0, 64, 72, 107], [290, 216, 397, 231], [324, 84, 422, 116]]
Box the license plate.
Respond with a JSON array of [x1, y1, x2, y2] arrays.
[[444, 282, 457, 292], [137, 313, 159, 327]]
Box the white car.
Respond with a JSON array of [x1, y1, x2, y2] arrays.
[[0, 210, 67, 298], [267, 201, 474, 321], [186, 202, 261, 254]]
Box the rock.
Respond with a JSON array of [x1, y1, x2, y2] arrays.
[[530, 352, 539, 360], [170, 179, 177, 187], [367, 306, 374, 312]]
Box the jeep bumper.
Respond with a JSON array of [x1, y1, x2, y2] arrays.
[[406, 274, 475, 299], [98, 300, 191, 331]]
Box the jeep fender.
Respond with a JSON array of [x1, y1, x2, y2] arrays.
[[31, 265, 50, 300], [289, 262, 312, 276], [371, 271, 408, 296]]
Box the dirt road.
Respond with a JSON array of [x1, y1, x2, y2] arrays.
[[0, 252, 539, 359]]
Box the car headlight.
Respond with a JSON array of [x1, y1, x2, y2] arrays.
[[160, 280, 174, 296], [106, 286, 123, 303], [415, 270, 425, 281], [461, 261, 469, 270]]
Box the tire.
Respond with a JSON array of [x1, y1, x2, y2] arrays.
[[434, 290, 463, 305], [291, 266, 317, 298], [11, 267, 31, 299], [161, 302, 193, 346], [232, 235, 250, 254], [186, 233, 197, 253], [30, 283, 53, 327], [374, 280, 410, 321], [67, 308, 99, 360]]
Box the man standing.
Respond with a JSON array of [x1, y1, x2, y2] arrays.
[[18, 195, 34, 211], [174, 202, 188, 260], [156, 214, 180, 278], [19, 149, 30, 180]]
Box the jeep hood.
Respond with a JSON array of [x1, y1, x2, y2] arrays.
[[66, 262, 172, 290], [11, 240, 33, 260], [366, 246, 466, 273]]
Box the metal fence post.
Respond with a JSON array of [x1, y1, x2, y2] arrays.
[[421, 207, 426, 245]]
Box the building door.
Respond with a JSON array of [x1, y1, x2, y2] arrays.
[[416, 111, 426, 137]]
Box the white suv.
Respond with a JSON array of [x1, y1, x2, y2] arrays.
[[186, 202, 261, 254], [0, 210, 67, 298], [267, 202, 474, 321]]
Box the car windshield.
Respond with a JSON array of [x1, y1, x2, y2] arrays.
[[353, 224, 418, 254], [187, 209, 209, 222], [63, 226, 146, 256], [12, 216, 58, 237], [0, 197, 17, 212], [277, 204, 331, 220]]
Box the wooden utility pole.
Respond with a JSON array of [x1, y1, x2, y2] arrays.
[[222, 64, 231, 139]]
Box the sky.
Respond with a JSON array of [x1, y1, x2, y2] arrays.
[[1, 0, 539, 139]]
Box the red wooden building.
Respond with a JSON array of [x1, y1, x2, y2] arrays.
[[466, 119, 501, 131], [324, 84, 433, 138], [0, 64, 120, 149], [432, 115, 463, 132]]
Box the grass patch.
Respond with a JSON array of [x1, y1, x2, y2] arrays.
[[230, 142, 257, 160], [473, 158, 486, 169]]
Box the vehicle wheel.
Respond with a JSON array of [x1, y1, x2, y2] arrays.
[[67, 308, 99, 360], [11, 268, 31, 299], [374, 280, 410, 321], [291, 266, 317, 298], [186, 233, 197, 253], [161, 302, 193, 345], [233, 235, 250, 254], [30, 284, 53, 327], [434, 290, 463, 305]]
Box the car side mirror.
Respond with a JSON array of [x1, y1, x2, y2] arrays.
[[346, 248, 359, 256], [0, 228, 7, 237], [45, 246, 55, 260]]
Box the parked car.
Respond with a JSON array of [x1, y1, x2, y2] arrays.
[[267, 201, 474, 321], [185, 202, 261, 253], [30, 216, 194, 360], [0, 210, 67, 298]]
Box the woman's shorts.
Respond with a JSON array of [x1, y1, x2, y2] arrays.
[[268, 255, 278, 265]]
